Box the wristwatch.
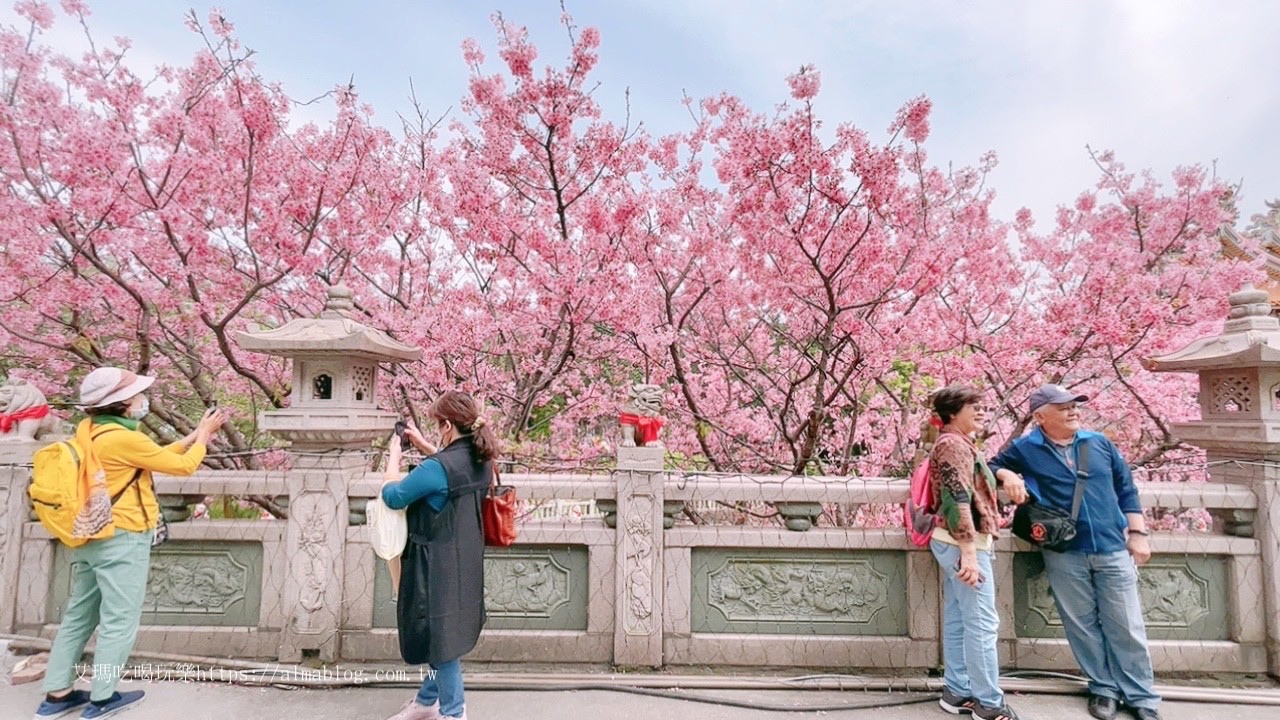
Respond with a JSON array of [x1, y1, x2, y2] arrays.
[[1127, 528, 1150, 536]]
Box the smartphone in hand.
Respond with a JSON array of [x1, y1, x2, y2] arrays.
[[394, 420, 412, 452]]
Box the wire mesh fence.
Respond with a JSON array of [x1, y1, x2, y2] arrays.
[[0, 446, 1274, 677]]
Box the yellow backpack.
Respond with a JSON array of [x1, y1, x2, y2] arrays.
[[28, 425, 126, 547]]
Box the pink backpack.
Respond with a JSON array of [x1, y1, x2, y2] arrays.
[[905, 434, 963, 547], [905, 457, 936, 547]]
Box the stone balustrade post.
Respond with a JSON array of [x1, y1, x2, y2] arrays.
[[613, 446, 666, 667], [1254, 466, 1280, 676], [0, 440, 40, 634], [278, 451, 363, 663]]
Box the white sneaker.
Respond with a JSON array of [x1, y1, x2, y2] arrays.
[[384, 698, 442, 720]]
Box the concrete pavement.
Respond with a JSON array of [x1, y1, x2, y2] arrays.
[[3, 672, 1279, 720], [3, 641, 1276, 720]]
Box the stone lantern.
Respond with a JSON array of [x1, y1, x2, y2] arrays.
[[235, 284, 421, 663], [1144, 286, 1280, 456], [1144, 285, 1280, 675], [235, 284, 422, 450]]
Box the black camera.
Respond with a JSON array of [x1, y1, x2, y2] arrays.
[[393, 421, 412, 452]]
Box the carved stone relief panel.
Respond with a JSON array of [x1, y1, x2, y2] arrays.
[[372, 546, 589, 631], [622, 495, 656, 636], [49, 543, 263, 626], [1139, 565, 1212, 627], [0, 483, 10, 570], [1015, 553, 1227, 641], [484, 552, 572, 618], [291, 501, 333, 632], [692, 550, 907, 635], [0, 479, 12, 626], [145, 550, 249, 614]]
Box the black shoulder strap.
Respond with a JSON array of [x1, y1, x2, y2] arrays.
[[1068, 440, 1090, 521], [110, 467, 145, 503], [128, 469, 152, 524]]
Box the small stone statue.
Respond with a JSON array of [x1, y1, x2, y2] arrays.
[[0, 377, 58, 442], [619, 383, 664, 447]]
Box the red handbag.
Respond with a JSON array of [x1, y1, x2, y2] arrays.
[[482, 468, 518, 547]]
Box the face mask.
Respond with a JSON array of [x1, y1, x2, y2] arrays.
[[129, 397, 150, 420]]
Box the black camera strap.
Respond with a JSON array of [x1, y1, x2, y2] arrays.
[[1068, 440, 1090, 521]]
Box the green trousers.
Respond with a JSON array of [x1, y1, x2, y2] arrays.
[[42, 529, 153, 701]]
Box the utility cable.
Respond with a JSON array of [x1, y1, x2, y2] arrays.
[[5, 635, 1279, 709]]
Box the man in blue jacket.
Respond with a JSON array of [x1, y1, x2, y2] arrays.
[[990, 384, 1160, 720]]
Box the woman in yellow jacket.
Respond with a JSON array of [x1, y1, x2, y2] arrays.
[[35, 367, 225, 720]]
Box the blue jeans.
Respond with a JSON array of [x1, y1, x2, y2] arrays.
[[416, 659, 464, 717], [930, 539, 1003, 709], [1041, 550, 1160, 710]]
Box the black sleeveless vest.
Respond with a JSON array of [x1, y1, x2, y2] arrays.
[[397, 437, 491, 666]]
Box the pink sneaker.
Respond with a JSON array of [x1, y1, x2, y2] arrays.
[[384, 698, 442, 720]]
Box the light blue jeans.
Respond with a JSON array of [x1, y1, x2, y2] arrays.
[[930, 539, 1003, 709], [1041, 550, 1160, 710], [416, 659, 464, 718]]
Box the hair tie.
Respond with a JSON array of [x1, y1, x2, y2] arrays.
[[928, 415, 944, 429], [471, 415, 487, 431]]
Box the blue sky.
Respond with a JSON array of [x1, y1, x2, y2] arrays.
[[5, 0, 1277, 231]]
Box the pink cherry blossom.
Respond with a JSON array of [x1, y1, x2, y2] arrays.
[[0, 3, 1261, 489]]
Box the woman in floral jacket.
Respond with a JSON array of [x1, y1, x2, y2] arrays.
[[927, 385, 1026, 720]]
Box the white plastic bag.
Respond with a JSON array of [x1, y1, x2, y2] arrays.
[[368, 488, 407, 560], [369, 439, 408, 561]]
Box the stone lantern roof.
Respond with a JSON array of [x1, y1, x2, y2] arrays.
[[1143, 286, 1280, 372], [235, 285, 421, 363]]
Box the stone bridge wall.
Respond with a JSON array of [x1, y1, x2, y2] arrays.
[[1, 445, 1272, 675]]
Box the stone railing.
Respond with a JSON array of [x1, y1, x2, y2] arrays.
[[342, 471, 618, 663], [0, 456, 289, 660], [2, 444, 1271, 676]]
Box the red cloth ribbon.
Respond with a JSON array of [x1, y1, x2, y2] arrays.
[[0, 404, 50, 434], [619, 412, 664, 445]]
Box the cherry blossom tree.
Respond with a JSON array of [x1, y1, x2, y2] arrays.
[[0, 2, 394, 493], [410, 13, 654, 449], [640, 67, 1014, 475], [0, 1, 1261, 483], [979, 153, 1261, 461]]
